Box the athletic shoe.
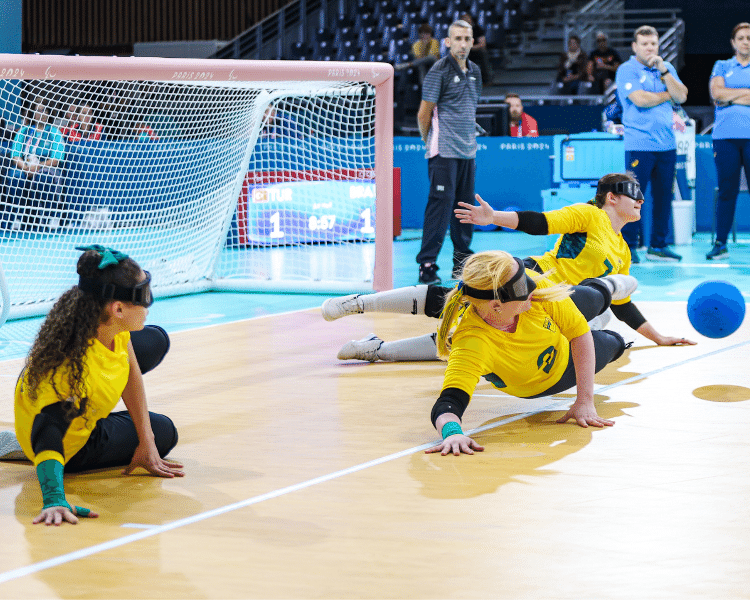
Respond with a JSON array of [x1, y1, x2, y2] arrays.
[[321, 294, 364, 321], [0, 431, 26, 461], [706, 242, 729, 260], [418, 263, 441, 285], [646, 247, 682, 262], [588, 308, 612, 330], [337, 334, 383, 362], [599, 274, 638, 301], [629, 249, 640, 264]]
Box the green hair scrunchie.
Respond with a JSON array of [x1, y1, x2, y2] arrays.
[[75, 245, 129, 269]]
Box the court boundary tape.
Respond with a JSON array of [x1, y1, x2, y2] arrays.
[[1, 338, 749, 585]]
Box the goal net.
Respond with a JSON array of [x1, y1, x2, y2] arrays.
[[0, 55, 393, 322]]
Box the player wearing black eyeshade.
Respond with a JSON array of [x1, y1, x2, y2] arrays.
[[3, 245, 183, 526], [427, 249, 630, 456], [322, 173, 695, 362]]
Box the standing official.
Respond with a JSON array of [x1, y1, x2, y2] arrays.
[[707, 22, 750, 260], [416, 20, 482, 285], [616, 25, 688, 263]]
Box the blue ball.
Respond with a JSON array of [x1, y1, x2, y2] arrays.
[[687, 280, 746, 338]]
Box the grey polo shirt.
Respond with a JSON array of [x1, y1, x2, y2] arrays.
[[422, 54, 482, 160]]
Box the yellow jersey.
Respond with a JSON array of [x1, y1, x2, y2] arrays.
[[14, 331, 131, 465], [535, 203, 632, 305], [442, 284, 590, 399]]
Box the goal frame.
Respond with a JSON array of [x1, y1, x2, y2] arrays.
[[0, 54, 394, 324]]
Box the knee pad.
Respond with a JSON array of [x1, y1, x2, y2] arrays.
[[579, 277, 612, 315]]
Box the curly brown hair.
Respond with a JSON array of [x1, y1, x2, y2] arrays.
[[24, 249, 142, 422]]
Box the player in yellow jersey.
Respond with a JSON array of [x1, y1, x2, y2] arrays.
[[426, 250, 628, 456], [322, 173, 696, 361], [1, 245, 183, 526]]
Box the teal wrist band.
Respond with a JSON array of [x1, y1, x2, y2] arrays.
[[37, 459, 72, 512], [441, 421, 463, 439]]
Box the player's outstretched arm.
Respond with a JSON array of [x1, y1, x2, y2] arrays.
[[425, 413, 484, 456]]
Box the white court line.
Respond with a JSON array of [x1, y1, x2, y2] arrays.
[[0, 338, 748, 585]]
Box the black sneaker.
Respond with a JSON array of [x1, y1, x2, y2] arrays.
[[706, 242, 729, 260], [646, 247, 682, 262], [418, 263, 441, 285]]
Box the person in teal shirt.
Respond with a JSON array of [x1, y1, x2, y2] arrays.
[[707, 22, 750, 260], [6, 95, 66, 231]]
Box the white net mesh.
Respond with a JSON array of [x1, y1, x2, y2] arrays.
[[0, 71, 387, 321]]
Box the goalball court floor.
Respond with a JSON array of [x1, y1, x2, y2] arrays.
[[0, 231, 749, 599]]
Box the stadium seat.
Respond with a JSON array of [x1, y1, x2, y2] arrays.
[[358, 25, 380, 47], [503, 8, 521, 31], [314, 28, 335, 44], [288, 42, 312, 61], [397, 0, 420, 18], [335, 26, 359, 45], [484, 22, 504, 50]]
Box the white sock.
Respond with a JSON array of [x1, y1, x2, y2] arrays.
[[361, 285, 428, 315], [377, 333, 438, 361]]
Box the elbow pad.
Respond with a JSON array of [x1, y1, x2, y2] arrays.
[[515, 211, 548, 235], [30, 403, 71, 457], [431, 387, 471, 427], [610, 301, 647, 330]]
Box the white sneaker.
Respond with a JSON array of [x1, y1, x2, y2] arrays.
[[322, 294, 365, 321], [337, 334, 383, 362], [46, 217, 60, 230], [599, 274, 638, 301], [10, 219, 21, 231], [588, 308, 612, 330], [0, 431, 26, 460]]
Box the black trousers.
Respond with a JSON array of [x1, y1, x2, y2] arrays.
[[65, 325, 178, 473], [416, 155, 475, 271], [532, 280, 625, 398]]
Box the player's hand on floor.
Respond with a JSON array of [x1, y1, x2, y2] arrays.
[[556, 403, 614, 428], [123, 443, 185, 478], [33, 505, 99, 526], [657, 335, 697, 346], [455, 194, 494, 226], [425, 434, 485, 456]]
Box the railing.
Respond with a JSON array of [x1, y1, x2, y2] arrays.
[[212, 0, 326, 60]]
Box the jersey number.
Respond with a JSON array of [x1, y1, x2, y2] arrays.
[[537, 346, 558, 374]]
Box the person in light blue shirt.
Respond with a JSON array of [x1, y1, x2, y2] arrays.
[[615, 25, 688, 263], [6, 96, 66, 231], [706, 22, 750, 261]]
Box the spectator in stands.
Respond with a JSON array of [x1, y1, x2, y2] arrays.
[[260, 104, 300, 139], [615, 25, 688, 263], [6, 96, 65, 231], [461, 13, 492, 85], [505, 93, 539, 137], [416, 19, 482, 285], [62, 103, 104, 142], [399, 23, 441, 85], [555, 35, 590, 95], [706, 22, 750, 261], [588, 32, 621, 94], [133, 121, 158, 141]]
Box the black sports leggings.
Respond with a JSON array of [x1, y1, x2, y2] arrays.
[[65, 325, 178, 473]]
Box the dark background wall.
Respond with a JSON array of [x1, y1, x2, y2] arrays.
[[21, 0, 289, 55]]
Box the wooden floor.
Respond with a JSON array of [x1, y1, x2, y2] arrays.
[[1, 302, 749, 599]]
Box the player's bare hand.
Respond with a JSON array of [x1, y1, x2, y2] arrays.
[[657, 335, 697, 346], [33, 505, 99, 526], [455, 194, 494, 226], [425, 434, 484, 456], [556, 402, 614, 428], [647, 55, 665, 71], [123, 443, 184, 478]]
